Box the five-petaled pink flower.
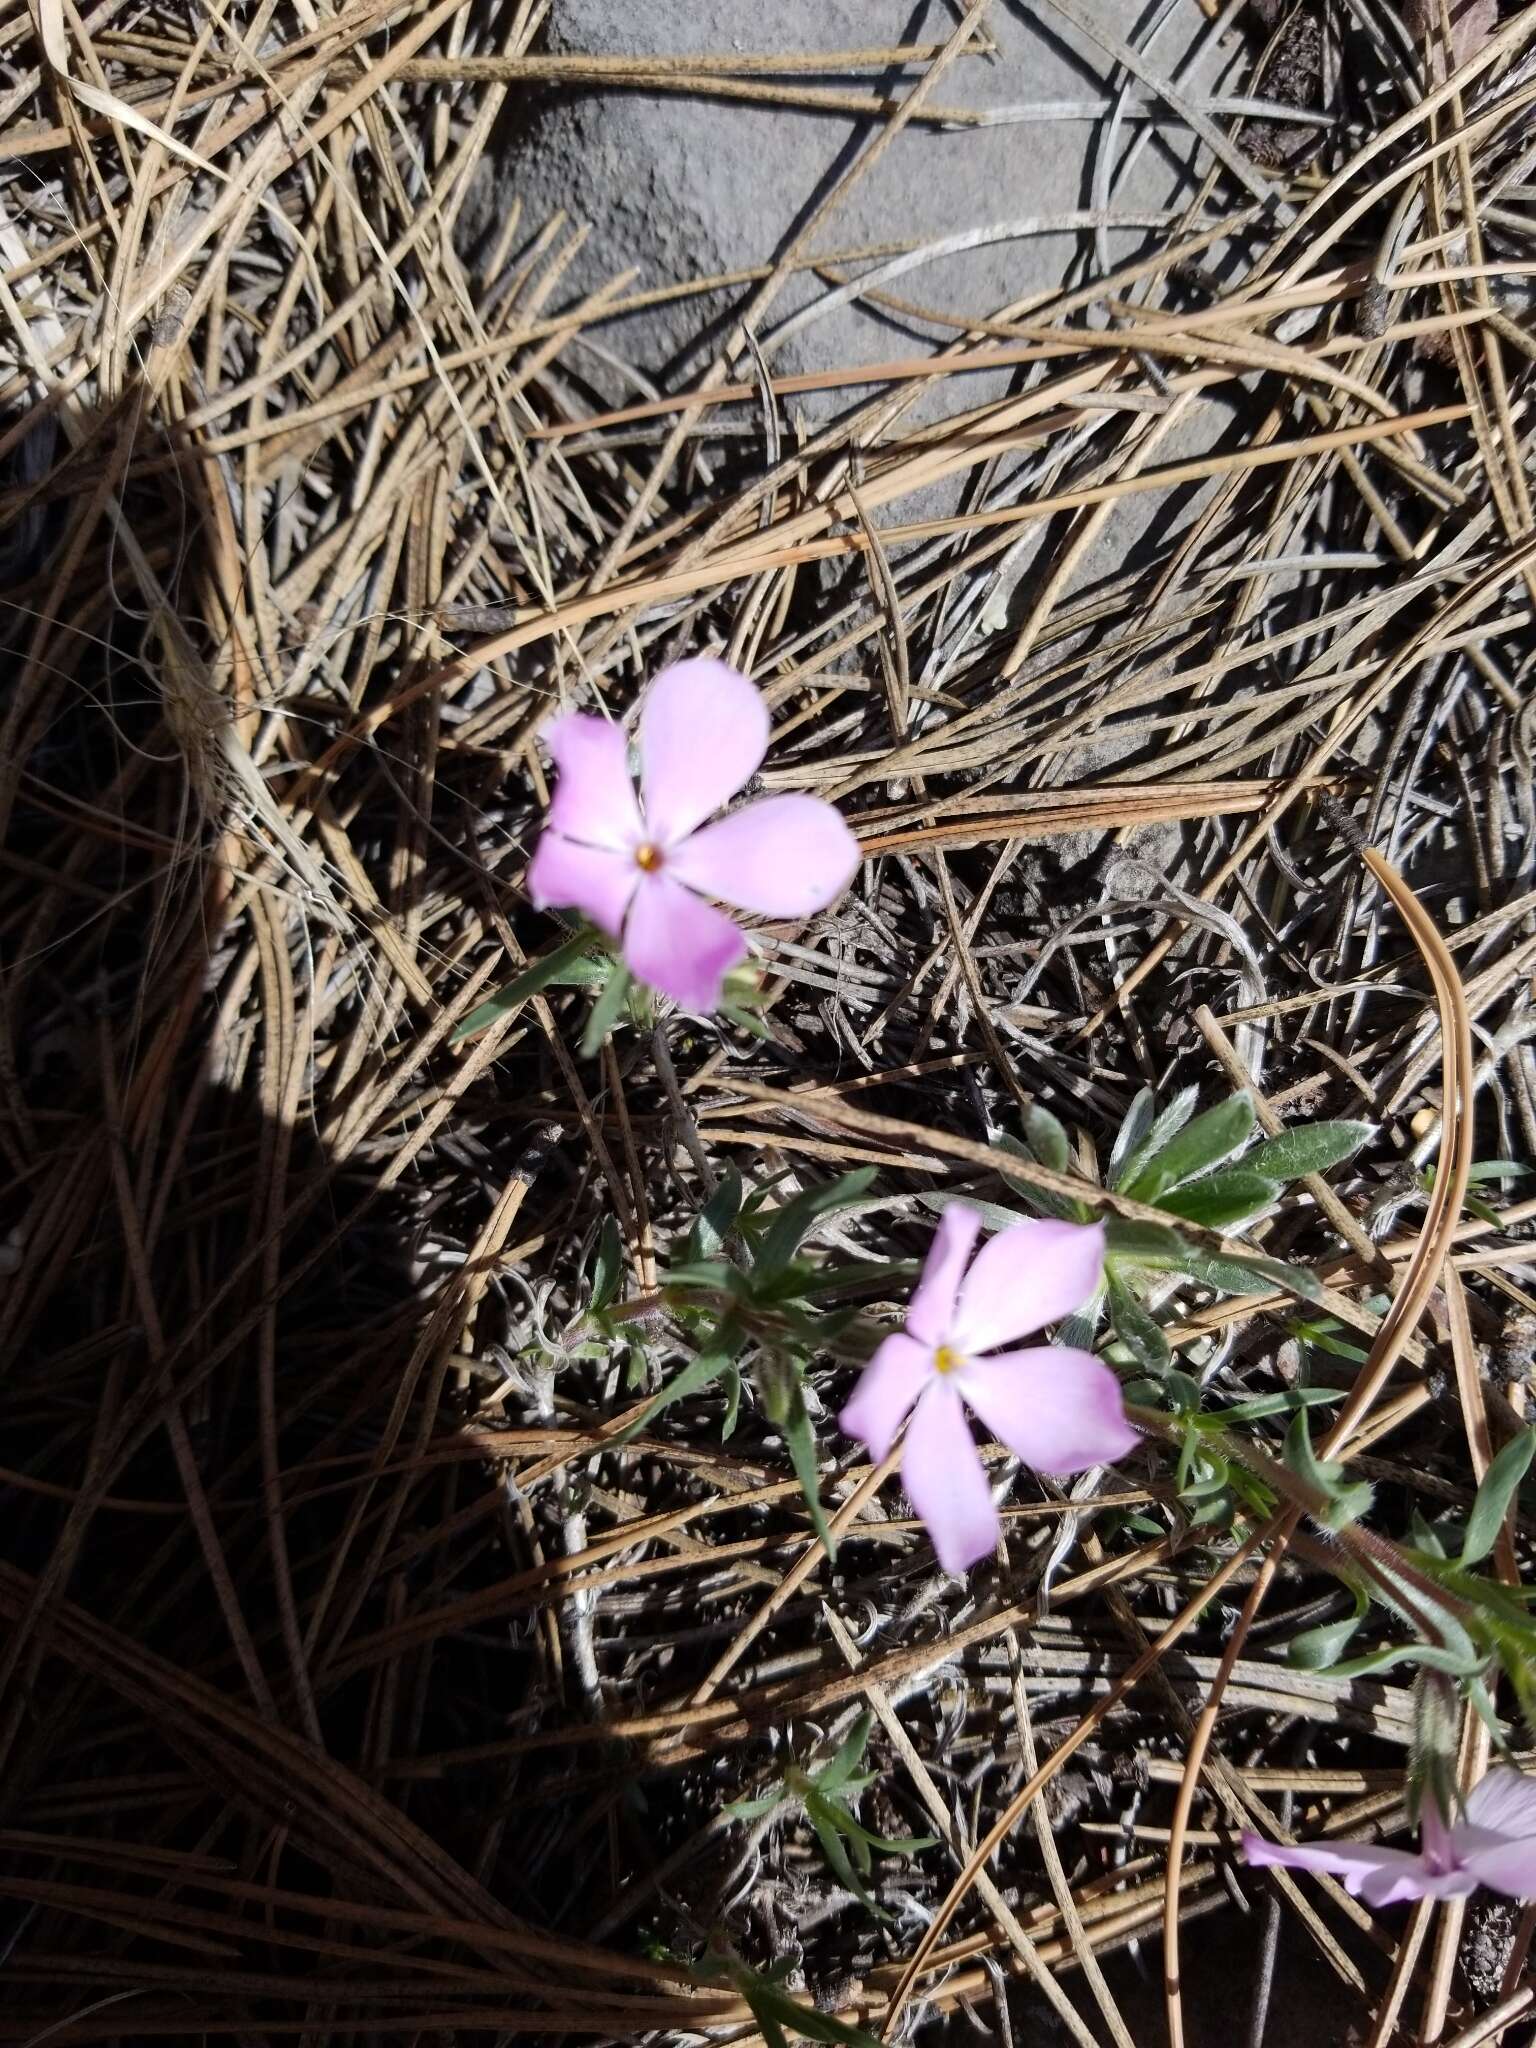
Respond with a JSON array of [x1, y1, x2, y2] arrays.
[[839, 1206, 1136, 1574], [527, 657, 860, 1013], [1243, 1769, 1536, 1905]]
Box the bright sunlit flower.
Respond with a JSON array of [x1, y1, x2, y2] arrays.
[[1243, 1768, 1536, 1905], [526, 657, 860, 1013], [839, 1206, 1136, 1574]]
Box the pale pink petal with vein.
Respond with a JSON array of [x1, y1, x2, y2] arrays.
[[904, 1204, 982, 1348], [1466, 1768, 1536, 1838], [951, 1219, 1107, 1352], [638, 658, 769, 844], [544, 714, 642, 849], [1241, 1834, 1447, 1907], [668, 796, 860, 916], [526, 831, 639, 939], [962, 1346, 1138, 1475], [901, 1381, 997, 1573], [839, 1334, 933, 1463], [1457, 1838, 1536, 1900], [622, 872, 747, 1012]]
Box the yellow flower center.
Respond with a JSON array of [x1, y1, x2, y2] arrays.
[[933, 1344, 964, 1376], [634, 842, 664, 872]]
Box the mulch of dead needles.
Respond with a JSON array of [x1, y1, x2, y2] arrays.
[[7, 2, 1536, 2043]]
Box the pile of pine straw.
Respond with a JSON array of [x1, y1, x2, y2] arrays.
[[8, 1, 1536, 2042]]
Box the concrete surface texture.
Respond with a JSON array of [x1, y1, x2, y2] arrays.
[[467, 1, 1244, 586]]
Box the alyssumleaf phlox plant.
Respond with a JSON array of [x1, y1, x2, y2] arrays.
[[839, 1206, 1136, 1573], [528, 657, 859, 1012]]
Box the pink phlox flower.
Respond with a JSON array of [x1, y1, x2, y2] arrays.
[[526, 657, 860, 1013], [1243, 1768, 1536, 1906], [838, 1205, 1137, 1575]]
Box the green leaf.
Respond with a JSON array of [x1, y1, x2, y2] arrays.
[[612, 1328, 744, 1445], [588, 1214, 624, 1314], [1289, 1315, 1371, 1364], [1023, 1103, 1071, 1173], [1106, 1269, 1171, 1375], [1243, 1120, 1373, 1183], [705, 1958, 882, 2048], [1288, 1587, 1369, 1670], [780, 1374, 836, 1560], [1123, 1092, 1255, 1201], [825, 1804, 937, 1859], [1220, 1386, 1342, 1422], [793, 1256, 920, 1300], [1112, 1086, 1198, 1191], [1188, 1492, 1233, 1529], [993, 1133, 1084, 1220], [1284, 1411, 1339, 1498], [1103, 1217, 1320, 1302], [1159, 1168, 1279, 1231], [687, 1165, 745, 1264], [1108, 1087, 1157, 1187], [805, 1797, 883, 1917], [1463, 1429, 1536, 1565], [451, 929, 606, 1041], [1103, 1217, 1189, 1267], [720, 1362, 743, 1439], [917, 1190, 1030, 1233], [756, 1168, 878, 1278], [580, 961, 633, 1057], [1165, 1370, 1203, 1415], [1329, 1638, 1484, 1680], [815, 1713, 875, 1795], [1175, 1245, 1322, 1301], [662, 1258, 747, 1297], [723, 1786, 789, 1822]]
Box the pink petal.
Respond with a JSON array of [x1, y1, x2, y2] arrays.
[[667, 795, 860, 917], [951, 1219, 1106, 1353], [1241, 1833, 1442, 1907], [901, 1380, 998, 1573], [621, 871, 746, 1012], [1458, 1838, 1536, 1901], [839, 1334, 933, 1463], [1465, 1767, 1536, 1839], [526, 830, 638, 938], [961, 1346, 1137, 1476], [906, 1204, 982, 1348], [638, 658, 769, 844], [543, 713, 642, 850]]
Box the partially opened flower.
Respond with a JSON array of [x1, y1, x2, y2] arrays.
[[839, 1206, 1136, 1574], [526, 657, 860, 1013], [1243, 1769, 1536, 1905]]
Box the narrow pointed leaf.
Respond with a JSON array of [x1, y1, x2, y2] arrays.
[[1122, 1092, 1255, 1200], [687, 1164, 745, 1263], [1463, 1428, 1536, 1565], [1288, 1587, 1369, 1669], [1023, 1103, 1071, 1172], [1243, 1120, 1373, 1182], [451, 929, 605, 1041], [1108, 1086, 1157, 1185], [756, 1168, 878, 1277], [1159, 1168, 1279, 1231], [1113, 1084, 1202, 1192], [613, 1329, 743, 1445], [780, 1376, 836, 1560], [580, 961, 634, 1056], [1106, 1269, 1171, 1374], [816, 1713, 874, 1795]]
